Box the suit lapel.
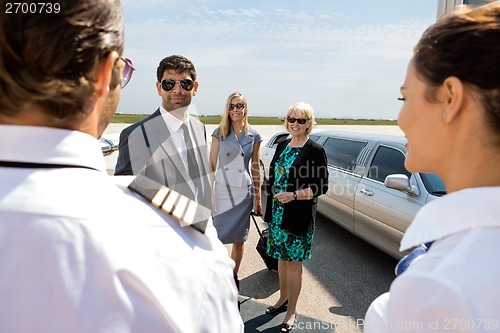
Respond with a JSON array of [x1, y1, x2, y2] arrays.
[[158, 134, 190, 182], [189, 118, 209, 173], [188, 118, 212, 206], [145, 110, 190, 184]]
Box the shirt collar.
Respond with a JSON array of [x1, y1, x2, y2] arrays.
[[159, 105, 190, 133], [0, 125, 106, 173], [400, 186, 500, 251]]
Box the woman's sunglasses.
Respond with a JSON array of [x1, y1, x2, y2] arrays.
[[229, 103, 245, 110], [161, 78, 194, 92], [121, 57, 135, 88], [287, 117, 308, 125]]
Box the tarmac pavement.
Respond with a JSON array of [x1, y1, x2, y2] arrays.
[[238, 213, 396, 333]]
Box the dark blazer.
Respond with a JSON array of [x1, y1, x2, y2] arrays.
[[264, 138, 329, 235], [114, 108, 211, 207]]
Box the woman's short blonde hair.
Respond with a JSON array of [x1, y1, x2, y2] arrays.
[[284, 102, 314, 135]]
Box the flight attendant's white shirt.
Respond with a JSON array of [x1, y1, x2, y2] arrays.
[[364, 187, 500, 333]]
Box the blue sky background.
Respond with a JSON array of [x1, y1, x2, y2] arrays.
[[118, 0, 437, 119]]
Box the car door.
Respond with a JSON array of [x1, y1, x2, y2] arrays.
[[317, 137, 367, 233], [354, 144, 426, 258]]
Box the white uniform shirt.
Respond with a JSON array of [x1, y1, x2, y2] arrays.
[[0, 125, 243, 333], [364, 187, 500, 332]]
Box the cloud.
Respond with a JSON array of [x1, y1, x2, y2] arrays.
[[118, 1, 436, 119], [198, 7, 263, 18]]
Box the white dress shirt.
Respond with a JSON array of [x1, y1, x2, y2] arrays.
[[364, 187, 500, 332], [160, 106, 198, 194], [0, 125, 243, 333]]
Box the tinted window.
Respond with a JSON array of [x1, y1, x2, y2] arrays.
[[368, 146, 411, 182], [270, 133, 289, 149], [464, 0, 492, 5], [421, 173, 447, 196], [309, 134, 320, 142], [323, 137, 366, 172]]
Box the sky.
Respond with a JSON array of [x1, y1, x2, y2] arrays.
[[118, 0, 438, 120]]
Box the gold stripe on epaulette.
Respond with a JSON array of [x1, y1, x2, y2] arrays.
[[152, 185, 170, 208], [182, 200, 197, 227], [154, 186, 198, 227], [172, 194, 189, 221], [162, 189, 179, 214], [128, 176, 206, 232]]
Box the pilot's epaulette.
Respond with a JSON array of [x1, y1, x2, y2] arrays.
[[128, 173, 208, 233]]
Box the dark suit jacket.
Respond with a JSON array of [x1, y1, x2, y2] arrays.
[[264, 138, 329, 235], [114, 109, 211, 207]]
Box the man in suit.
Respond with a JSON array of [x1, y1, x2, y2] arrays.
[[115, 55, 211, 208]]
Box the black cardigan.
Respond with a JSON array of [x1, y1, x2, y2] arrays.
[[263, 138, 329, 235]]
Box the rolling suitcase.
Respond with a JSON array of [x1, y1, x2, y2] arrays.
[[251, 212, 278, 271]]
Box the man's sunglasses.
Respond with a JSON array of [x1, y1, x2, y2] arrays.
[[287, 117, 308, 125], [121, 57, 135, 88], [161, 78, 194, 92], [229, 103, 245, 110]]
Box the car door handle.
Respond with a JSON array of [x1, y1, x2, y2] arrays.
[[360, 189, 374, 196]]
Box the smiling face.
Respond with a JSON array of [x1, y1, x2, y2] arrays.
[[286, 110, 310, 138], [398, 59, 447, 174], [156, 69, 198, 112], [228, 96, 246, 124]]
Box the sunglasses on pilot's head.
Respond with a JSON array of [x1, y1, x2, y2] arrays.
[[161, 78, 195, 92], [229, 103, 245, 110], [121, 57, 135, 88], [287, 117, 308, 125]]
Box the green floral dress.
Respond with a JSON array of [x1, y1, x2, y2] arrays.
[[266, 145, 314, 261]]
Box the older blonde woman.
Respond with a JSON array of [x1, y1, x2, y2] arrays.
[[263, 102, 328, 332], [209, 92, 262, 287]]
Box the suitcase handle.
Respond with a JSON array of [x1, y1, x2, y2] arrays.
[[250, 211, 266, 242]]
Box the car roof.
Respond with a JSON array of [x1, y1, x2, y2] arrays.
[[313, 129, 407, 145]]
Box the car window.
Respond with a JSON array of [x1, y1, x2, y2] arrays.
[[368, 145, 411, 183], [323, 137, 367, 172], [421, 173, 447, 196], [309, 134, 320, 142], [270, 133, 290, 149]]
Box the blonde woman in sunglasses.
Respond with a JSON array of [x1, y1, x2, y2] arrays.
[[210, 92, 263, 292]]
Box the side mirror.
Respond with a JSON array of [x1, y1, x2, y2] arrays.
[[100, 137, 118, 156], [384, 174, 419, 196]]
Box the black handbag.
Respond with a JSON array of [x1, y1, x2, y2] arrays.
[[251, 212, 278, 271]]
